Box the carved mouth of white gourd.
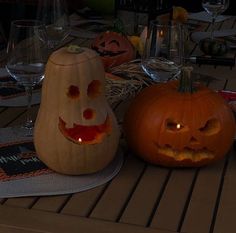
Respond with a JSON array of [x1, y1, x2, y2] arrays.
[[58, 115, 112, 145]]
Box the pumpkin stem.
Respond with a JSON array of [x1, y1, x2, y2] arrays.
[[67, 45, 83, 54], [112, 18, 127, 35], [178, 66, 196, 93]]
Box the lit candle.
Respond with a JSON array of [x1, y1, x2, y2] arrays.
[[176, 123, 181, 129], [157, 29, 164, 53]]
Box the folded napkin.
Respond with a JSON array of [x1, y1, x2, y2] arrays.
[[0, 141, 51, 182], [191, 29, 236, 43], [188, 11, 231, 23], [0, 68, 41, 107]]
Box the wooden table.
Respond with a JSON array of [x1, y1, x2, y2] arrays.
[[0, 16, 236, 233]]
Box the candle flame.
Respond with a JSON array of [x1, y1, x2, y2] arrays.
[[176, 124, 181, 129], [159, 30, 164, 37]]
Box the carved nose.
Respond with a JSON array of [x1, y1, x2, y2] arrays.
[[189, 136, 202, 149], [83, 108, 94, 120]]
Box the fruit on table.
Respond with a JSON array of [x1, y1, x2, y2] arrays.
[[173, 6, 189, 23], [128, 35, 144, 56]]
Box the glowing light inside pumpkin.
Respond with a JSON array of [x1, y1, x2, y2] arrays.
[[159, 29, 164, 37], [58, 115, 112, 145], [167, 120, 183, 131]]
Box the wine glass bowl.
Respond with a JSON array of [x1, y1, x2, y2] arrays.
[[36, 0, 70, 50], [141, 20, 182, 83], [202, 0, 229, 39], [6, 19, 48, 135]]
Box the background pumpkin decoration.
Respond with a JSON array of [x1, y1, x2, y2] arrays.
[[91, 31, 135, 70], [199, 38, 228, 56], [123, 67, 235, 167], [34, 45, 120, 175]]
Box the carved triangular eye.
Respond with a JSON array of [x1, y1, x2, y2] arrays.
[[87, 80, 101, 98], [199, 119, 220, 135], [166, 119, 185, 132], [108, 40, 120, 47]]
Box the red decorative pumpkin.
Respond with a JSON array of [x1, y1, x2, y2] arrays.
[[91, 31, 135, 70], [123, 67, 236, 167]]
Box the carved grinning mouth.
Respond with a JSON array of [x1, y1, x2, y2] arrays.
[[59, 115, 112, 145], [154, 143, 214, 162], [91, 46, 126, 57]]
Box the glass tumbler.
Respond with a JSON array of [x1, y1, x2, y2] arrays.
[[141, 20, 183, 83]]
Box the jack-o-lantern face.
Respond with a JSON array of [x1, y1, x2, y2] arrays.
[[124, 80, 236, 167], [155, 117, 221, 163], [91, 31, 135, 70], [34, 47, 120, 175], [58, 81, 112, 145]]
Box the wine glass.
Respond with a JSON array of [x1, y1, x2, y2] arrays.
[[6, 20, 48, 136], [141, 20, 182, 83], [202, 0, 229, 40], [36, 0, 70, 51]]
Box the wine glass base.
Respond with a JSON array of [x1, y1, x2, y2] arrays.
[[141, 58, 181, 83], [11, 125, 34, 138]]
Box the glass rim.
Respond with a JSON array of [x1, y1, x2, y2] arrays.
[[11, 19, 45, 28]]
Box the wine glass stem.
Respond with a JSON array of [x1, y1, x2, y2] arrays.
[[24, 85, 33, 130], [210, 17, 216, 40]]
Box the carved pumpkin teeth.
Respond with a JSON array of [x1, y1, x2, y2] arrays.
[[59, 115, 112, 145], [155, 143, 215, 162]]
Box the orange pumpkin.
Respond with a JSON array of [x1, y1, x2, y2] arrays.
[[34, 46, 120, 175], [91, 31, 135, 70], [123, 67, 235, 167]]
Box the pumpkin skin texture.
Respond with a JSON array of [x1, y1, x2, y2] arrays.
[[34, 47, 120, 175], [123, 81, 235, 167], [91, 31, 135, 70]]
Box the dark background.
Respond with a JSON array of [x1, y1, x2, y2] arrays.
[[0, 0, 235, 41]]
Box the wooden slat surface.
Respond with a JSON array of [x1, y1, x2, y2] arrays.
[[150, 169, 196, 231], [0, 205, 175, 233], [0, 15, 236, 233], [180, 161, 225, 233], [61, 185, 107, 217], [89, 155, 145, 221], [119, 165, 170, 226], [213, 150, 236, 233]]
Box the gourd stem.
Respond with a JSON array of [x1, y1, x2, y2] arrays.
[[178, 66, 196, 93], [67, 45, 83, 54]]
